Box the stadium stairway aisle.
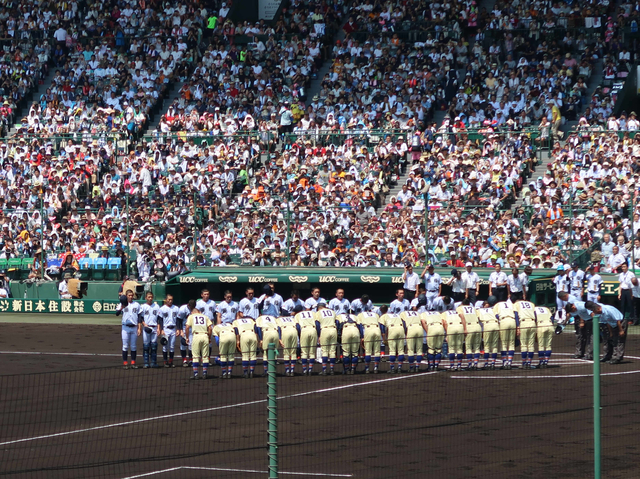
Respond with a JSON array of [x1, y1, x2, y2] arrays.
[[7, 67, 57, 137], [142, 81, 184, 137]]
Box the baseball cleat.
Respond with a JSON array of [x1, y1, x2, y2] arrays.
[[243, 372, 248, 379], [143, 364, 150, 369], [189, 375, 198, 380], [164, 363, 170, 368], [320, 370, 327, 376], [373, 368, 378, 374], [131, 364, 139, 369], [202, 374, 207, 380], [249, 371, 254, 378], [330, 370, 335, 375], [182, 362, 189, 368], [123, 365, 129, 370]]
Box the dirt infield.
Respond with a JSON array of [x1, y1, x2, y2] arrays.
[[1, 324, 640, 478]]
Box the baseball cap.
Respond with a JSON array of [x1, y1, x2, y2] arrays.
[[465, 262, 473, 267], [557, 265, 564, 271]]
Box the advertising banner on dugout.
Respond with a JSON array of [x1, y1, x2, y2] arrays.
[[0, 299, 160, 314]]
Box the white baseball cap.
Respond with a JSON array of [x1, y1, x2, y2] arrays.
[[465, 262, 473, 267]]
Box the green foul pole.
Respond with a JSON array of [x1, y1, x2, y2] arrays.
[[593, 317, 601, 479], [267, 343, 278, 478]]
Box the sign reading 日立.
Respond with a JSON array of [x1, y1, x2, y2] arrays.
[[258, 0, 282, 20], [0, 299, 157, 314]]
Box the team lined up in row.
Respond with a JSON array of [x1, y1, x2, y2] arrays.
[[116, 286, 556, 379]]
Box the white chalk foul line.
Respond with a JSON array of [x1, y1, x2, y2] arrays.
[[452, 369, 640, 379], [0, 371, 436, 447], [0, 351, 120, 357], [121, 466, 353, 479]]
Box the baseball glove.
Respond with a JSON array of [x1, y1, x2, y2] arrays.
[[181, 337, 188, 346], [144, 327, 153, 334], [119, 295, 128, 307], [160, 336, 168, 346]]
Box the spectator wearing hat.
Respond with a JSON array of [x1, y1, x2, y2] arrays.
[[59, 272, 73, 299]]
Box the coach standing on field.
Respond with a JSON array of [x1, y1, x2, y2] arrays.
[[585, 301, 626, 364], [618, 263, 635, 324], [489, 264, 508, 302], [402, 264, 420, 301], [461, 262, 480, 304]]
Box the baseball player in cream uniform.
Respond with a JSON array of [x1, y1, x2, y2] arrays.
[[477, 299, 500, 369], [233, 316, 258, 378], [514, 299, 537, 369], [278, 308, 301, 376], [140, 291, 161, 368], [338, 313, 362, 374], [357, 310, 382, 374], [158, 294, 179, 367], [316, 301, 339, 375], [295, 308, 319, 375], [457, 300, 482, 370], [256, 314, 280, 376], [379, 305, 406, 373], [213, 321, 238, 378], [535, 306, 554, 368], [442, 309, 466, 370], [494, 300, 517, 369], [116, 289, 141, 369], [185, 300, 212, 380], [420, 310, 446, 371], [401, 309, 423, 372]]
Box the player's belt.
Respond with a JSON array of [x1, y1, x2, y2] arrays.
[[427, 321, 442, 326], [322, 325, 336, 329], [165, 325, 175, 329], [302, 325, 316, 329], [194, 332, 208, 335], [124, 323, 136, 327], [466, 322, 479, 326], [483, 319, 499, 323], [427, 290, 437, 292], [364, 324, 380, 328], [588, 291, 598, 294]]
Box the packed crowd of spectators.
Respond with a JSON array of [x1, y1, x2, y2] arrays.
[[1, 0, 640, 284]]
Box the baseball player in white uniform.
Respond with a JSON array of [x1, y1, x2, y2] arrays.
[[350, 294, 373, 315], [389, 289, 411, 314], [177, 301, 192, 366], [304, 287, 326, 312], [116, 289, 141, 369], [282, 290, 305, 316], [140, 291, 161, 368], [585, 264, 602, 302], [328, 288, 351, 315], [158, 294, 179, 367], [239, 287, 260, 319], [421, 264, 442, 309]]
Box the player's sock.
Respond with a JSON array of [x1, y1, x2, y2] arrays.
[[250, 360, 256, 373], [398, 355, 405, 371], [408, 355, 415, 371], [508, 350, 514, 365], [483, 352, 489, 366], [435, 353, 441, 368], [491, 353, 497, 365], [192, 362, 199, 376], [521, 352, 527, 364], [343, 357, 349, 372], [364, 355, 371, 371], [467, 353, 473, 368], [473, 353, 480, 366], [528, 352, 535, 362], [448, 353, 455, 368], [131, 351, 137, 363], [322, 356, 328, 372], [389, 355, 396, 371], [501, 351, 507, 365], [374, 356, 380, 369], [427, 353, 434, 368], [242, 360, 249, 373], [416, 355, 422, 368], [220, 360, 227, 375], [203, 362, 209, 375], [301, 358, 308, 373], [143, 346, 150, 365], [122, 350, 128, 363], [309, 358, 315, 372], [546, 350, 552, 364], [163, 351, 168, 362], [456, 353, 463, 367], [351, 356, 358, 371], [181, 349, 187, 360], [151, 343, 158, 366], [330, 357, 336, 371]]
